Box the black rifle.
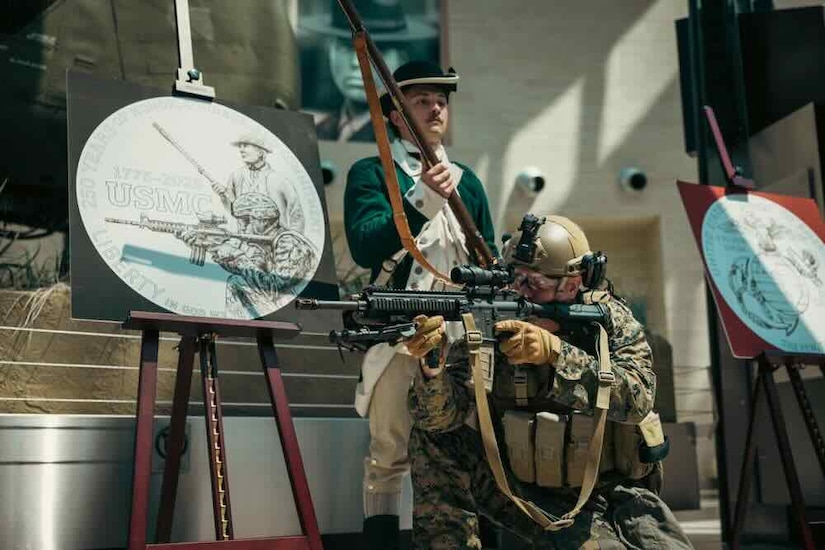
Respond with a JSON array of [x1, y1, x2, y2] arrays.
[[106, 213, 273, 266], [296, 283, 609, 355]]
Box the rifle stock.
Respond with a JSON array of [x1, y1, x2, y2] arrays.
[[335, 0, 496, 268]]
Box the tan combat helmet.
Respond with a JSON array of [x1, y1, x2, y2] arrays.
[[503, 215, 591, 277]]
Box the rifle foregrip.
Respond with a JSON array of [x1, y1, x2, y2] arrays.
[[369, 297, 463, 317]]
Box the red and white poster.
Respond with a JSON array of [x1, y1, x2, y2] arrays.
[[678, 181, 825, 359]]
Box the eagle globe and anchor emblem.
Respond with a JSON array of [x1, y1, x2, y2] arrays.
[[728, 248, 820, 336], [702, 194, 825, 353]]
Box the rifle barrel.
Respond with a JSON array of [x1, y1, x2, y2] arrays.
[[104, 217, 141, 226], [295, 298, 359, 311]]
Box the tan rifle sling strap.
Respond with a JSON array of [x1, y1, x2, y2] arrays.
[[352, 33, 452, 286], [462, 313, 614, 531]]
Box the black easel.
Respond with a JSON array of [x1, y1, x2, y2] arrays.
[[731, 352, 825, 550], [703, 106, 825, 548]]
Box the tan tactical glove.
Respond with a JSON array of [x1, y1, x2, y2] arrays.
[[405, 315, 446, 358], [494, 319, 561, 365], [405, 315, 447, 378]]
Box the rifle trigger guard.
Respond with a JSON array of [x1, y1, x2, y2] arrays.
[[465, 329, 483, 350]]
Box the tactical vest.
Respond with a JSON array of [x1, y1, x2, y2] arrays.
[[489, 291, 669, 491]]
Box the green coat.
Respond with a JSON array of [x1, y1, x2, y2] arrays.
[[344, 156, 499, 287]]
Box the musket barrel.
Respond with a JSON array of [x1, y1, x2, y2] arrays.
[[152, 121, 220, 186]]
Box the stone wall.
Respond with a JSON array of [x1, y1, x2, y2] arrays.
[[0, 285, 360, 416]]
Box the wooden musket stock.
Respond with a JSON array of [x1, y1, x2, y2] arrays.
[[336, 0, 496, 268]]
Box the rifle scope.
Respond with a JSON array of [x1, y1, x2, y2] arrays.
[[450, 265, 514, 287]]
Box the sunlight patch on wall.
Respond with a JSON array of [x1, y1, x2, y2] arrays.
[[473, 152, 490, 194], [502, 77, 585, 220], [597, 0, 681, 164]]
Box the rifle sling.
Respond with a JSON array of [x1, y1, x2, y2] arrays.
[[462, 313, 613, 531], [353, 33, 452, 286]]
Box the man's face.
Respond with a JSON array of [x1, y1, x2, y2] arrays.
[[248, 215, 278, 235], [513, 266, 562, 303], [238, 143, 266, 165], [392, 85, 449, 144], [328, 37, 406, 104]]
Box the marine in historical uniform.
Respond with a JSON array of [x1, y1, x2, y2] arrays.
[[405, 215, 694, 549], [343, 60, 498, 547], [212, 132, 305, 234]]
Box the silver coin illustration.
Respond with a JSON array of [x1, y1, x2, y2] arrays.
[[76, 96, 325, 319]]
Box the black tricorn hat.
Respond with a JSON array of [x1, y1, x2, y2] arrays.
[[380, 61, 460, 116]]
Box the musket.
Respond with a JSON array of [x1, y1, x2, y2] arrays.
[[335, 0, 496, 268], [152, 121, 224, 190]]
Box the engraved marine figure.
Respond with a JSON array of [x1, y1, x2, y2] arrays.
[[213, 132, 306, 234], [179, 192, 317, 317]]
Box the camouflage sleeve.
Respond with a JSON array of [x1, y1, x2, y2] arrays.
[[408, 362, 473, 432], [545, 298, 656, 424]]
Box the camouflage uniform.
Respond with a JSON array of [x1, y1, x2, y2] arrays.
[[202, 192, 316, 317], [408, 295, 694, 549]]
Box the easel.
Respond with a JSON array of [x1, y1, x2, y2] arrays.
[[124, 311, 323, 550], [702, 106, 825, 548], [730, 352, 825, 549]]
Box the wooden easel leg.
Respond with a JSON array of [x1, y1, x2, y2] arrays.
[[128, 329, 160, 550], [257, 334, 323, 550], [156, 335, 197, 543], [201, 337, 234, 540], [731, 357, 764, 550], [762, 361, 816, 549]]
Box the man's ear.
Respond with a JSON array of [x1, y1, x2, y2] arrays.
[[388, 110, 402, 131]]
